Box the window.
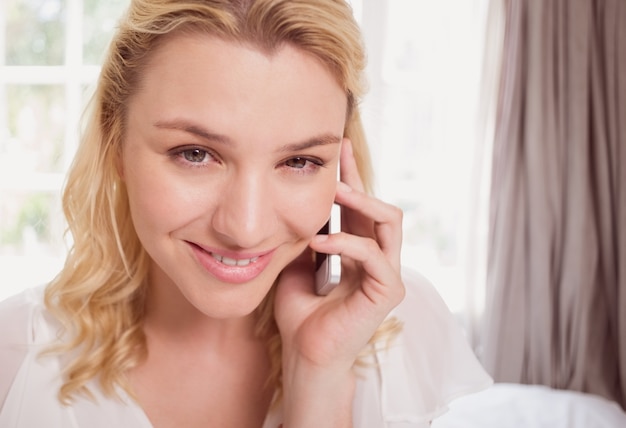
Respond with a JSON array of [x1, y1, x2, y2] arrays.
[[358, 0, 490, 314], [0, 0, 129, 300]]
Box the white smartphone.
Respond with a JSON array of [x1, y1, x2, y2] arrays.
[[314, 202, 342, 295]]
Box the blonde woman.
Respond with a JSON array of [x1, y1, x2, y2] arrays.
[[0, 0, 491, 427]]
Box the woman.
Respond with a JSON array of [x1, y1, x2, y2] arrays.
[[0, 0, 491, 427]]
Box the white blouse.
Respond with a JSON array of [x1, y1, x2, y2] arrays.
[[0, 268, 492, 427]]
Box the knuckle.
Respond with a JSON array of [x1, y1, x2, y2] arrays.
[[363, 237, 380, 255]]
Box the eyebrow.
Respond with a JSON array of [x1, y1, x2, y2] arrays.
[[279, 133, 342, 152], [154, 120, 232, 144], [153, 119, 342, 152]]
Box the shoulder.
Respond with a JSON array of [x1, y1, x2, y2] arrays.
[[0, 285, 50, 347], [0, 288, 151, 427], [396, 267, 492, 389], [394, 267, 467, 339], [352, 268, 492, 427], [0, 285, 54, 410]]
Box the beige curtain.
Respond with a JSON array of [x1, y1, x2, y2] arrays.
[[483, 0, 626, 408]]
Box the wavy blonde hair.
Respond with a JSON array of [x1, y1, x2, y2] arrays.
[[45, 0, 399, 404]]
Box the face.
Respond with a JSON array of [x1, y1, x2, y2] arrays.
[[120, 33, 347, 319]]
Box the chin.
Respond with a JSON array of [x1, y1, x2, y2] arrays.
[[195, 294, 269, 320], [184, 274, 277, 319]]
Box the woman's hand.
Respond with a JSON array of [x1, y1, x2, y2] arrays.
[[274, 138, 405, 427]]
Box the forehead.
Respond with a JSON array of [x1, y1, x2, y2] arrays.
[[127, 33, 348, 147]]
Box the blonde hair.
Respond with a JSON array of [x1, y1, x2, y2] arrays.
[[45, 0, 398, 404]]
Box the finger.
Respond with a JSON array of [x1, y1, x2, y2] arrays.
[[310, 232, 405, 306], [339, 138, 366, 193], [334, 183, 403, 271]]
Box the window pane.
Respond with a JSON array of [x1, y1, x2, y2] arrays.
[[5, 0, 66, 65], [0, 192, 59, 252], [5, 85, 66, 173], [0, 190, 65, 298], [83, 0, 129, 64]]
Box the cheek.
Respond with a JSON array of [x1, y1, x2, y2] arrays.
[[124, 167, 208, 235]]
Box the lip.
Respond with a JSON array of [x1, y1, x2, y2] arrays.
[[186, 241, 275, 284]]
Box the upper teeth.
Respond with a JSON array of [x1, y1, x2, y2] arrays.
[[211, 253, 259, 267]]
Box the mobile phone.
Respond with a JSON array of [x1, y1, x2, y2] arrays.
[[314, 202, 342, 295]]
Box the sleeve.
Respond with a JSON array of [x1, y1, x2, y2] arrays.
[[374, 267, 493, 426], [0, 288, 43, 408]]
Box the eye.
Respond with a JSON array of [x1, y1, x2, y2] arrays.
[[182, 148, 210, 163], [168, 146, 219, 167], [284, 156, 323, 170], [280, 156, 325, 176], [285, 157, 310, 169]]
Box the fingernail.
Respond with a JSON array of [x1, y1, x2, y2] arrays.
[[337, 181, 352, 193]]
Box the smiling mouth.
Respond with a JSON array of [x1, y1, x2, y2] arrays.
[[210, 253, 260, 267], [187, 241, 274, 284]]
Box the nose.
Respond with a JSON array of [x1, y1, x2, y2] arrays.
[[211, 171, 277, 249]]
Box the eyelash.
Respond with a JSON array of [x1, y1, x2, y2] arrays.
[[281, 156, 325, 174], [169, 146, 219, 167], [169, 146, 325, 174]]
